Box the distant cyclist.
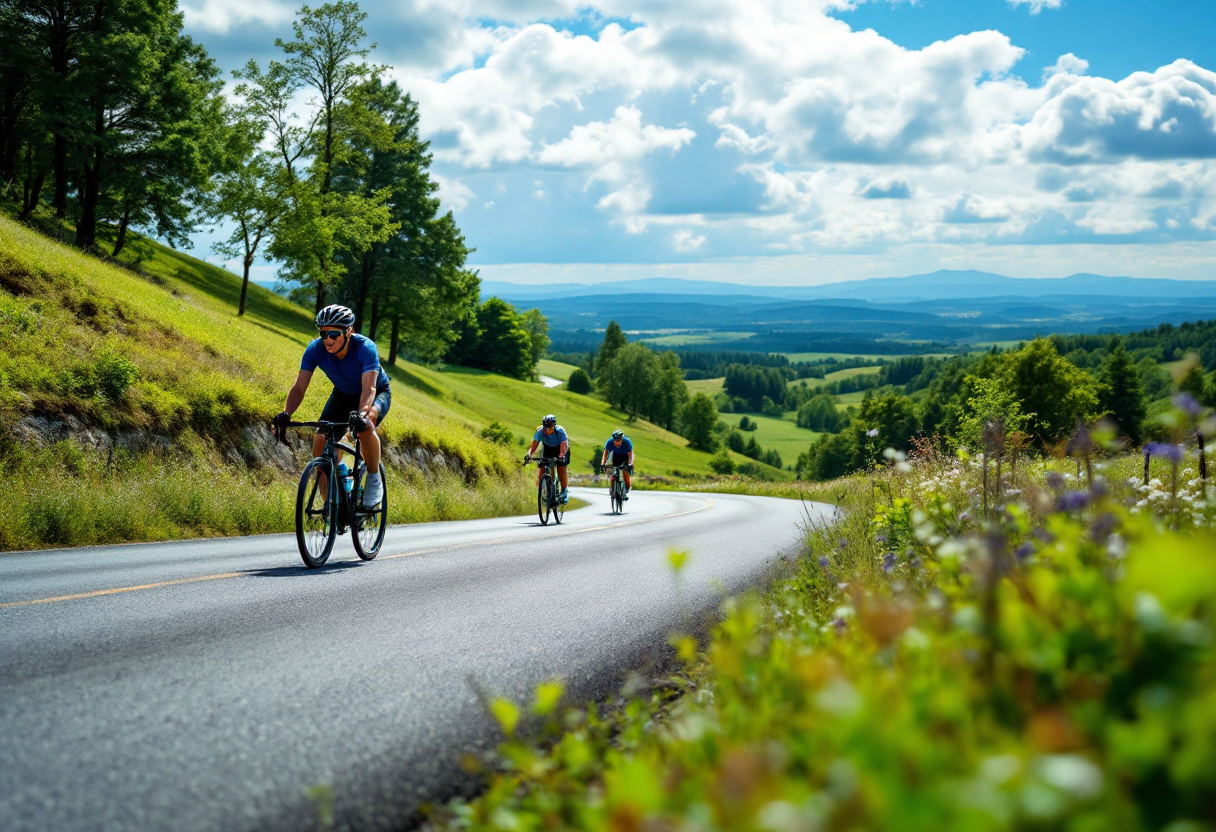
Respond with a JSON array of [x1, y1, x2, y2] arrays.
[[600, 429, 634, 499], [525, 414, 569, 503], [272, 304, 390, 509]]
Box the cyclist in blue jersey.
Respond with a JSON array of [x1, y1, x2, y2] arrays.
[[524, 414, 569, 503], [600, 429, 634, 499], [272, 304, 391, 508]]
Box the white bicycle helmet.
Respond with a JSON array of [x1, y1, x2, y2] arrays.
[[315, 304, 355, 329]]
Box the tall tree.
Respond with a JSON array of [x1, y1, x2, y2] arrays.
[[601, 342, 657, 418], [649, 351, 689, 432], [267, 1, 395, 309], [678, 393, 719, 451], [208, 112, 281, 316], [1098, 337, 1146, 444], [1000, 338, 1101, 445], [521, 308, 550, 369], [598, 321, 627, 372]]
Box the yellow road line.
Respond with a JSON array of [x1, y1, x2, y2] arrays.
[[2, 496, 715, 609], [0, 571, 244, 609]]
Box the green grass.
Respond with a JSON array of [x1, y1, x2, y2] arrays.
[[686, 377, 725, 394], [639, 331, 756, 347], [536, 359, 579, 384], [727, 411, 821, 465]]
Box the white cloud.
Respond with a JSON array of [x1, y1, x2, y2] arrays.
[[1044, 53, 1089, 79], [671, 229, 706, 252], [433, 174, 475, 212], [1008, 0, 1063, 13], [180, 0, 294, 33]]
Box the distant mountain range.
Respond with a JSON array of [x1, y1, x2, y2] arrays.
[[482, 270, 1216, 303]]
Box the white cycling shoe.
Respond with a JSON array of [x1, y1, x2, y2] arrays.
[[362, 472, 384, 509]]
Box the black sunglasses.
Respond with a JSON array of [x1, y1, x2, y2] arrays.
[[319, 329, 345, 340]]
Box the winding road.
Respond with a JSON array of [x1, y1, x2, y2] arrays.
[[1, 487, 828, 832]]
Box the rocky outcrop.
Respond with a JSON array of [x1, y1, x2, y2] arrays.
[[8, 414, 476, 481]]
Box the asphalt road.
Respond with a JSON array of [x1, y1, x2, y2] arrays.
[[1, 487, 829, 832]]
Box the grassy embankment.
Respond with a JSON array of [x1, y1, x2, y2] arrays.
[[0, 214, 767, 549], [434, 432, 1216, 831]]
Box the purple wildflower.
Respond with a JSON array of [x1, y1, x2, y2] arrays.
[[1089, 513, 1119, 543], [1090, 477, 1109, 498], [833, 617, 848, 635], [1173, 392, 1202, 417], [838, 538, 849, 550], [1014, 542, 1033, 563], [875, 532, 888, 544], [818, 556, 830, 569], [883, 552, 897, 573], [1045, 471, 1065, 490], [910, 557, 922, 570], [1147, 442, 1185, 464], [1057, 490, 1090, 512], [1032, 527, 1056, 544]]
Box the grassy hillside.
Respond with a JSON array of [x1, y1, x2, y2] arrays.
[[0, 214, 765, 547]]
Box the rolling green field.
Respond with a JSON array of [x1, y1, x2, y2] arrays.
[[535, 359, 579, 384], [686, 376, 725, 394], [639, 331, 756, 347], [727, 411, 821, 465]]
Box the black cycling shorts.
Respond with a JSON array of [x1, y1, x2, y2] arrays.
[[540, 442, 567, 463], [318, 386, 391, 427], [609, 453, 631, 468]]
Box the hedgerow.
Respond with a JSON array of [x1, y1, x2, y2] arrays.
[[433, 406, 1216, 832]]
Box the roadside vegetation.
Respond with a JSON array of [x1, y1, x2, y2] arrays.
[[432, 400, 1216, 831]]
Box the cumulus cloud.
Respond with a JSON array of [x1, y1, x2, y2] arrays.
[[671, 229, 706, 252], [433, 175, 475, 212], [1008, 0, 1063, 13], [860, 179, 913, 199], [180, 0, 294, 33], [1022, 61, 1216, 164]]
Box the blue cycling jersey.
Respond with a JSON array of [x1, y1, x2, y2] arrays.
[[301, 333, 390, 396], [604, 436, 633, 454], [534, 425, 568, 447]]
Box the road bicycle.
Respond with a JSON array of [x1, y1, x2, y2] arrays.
[[525, 456, 566, 525], [608, 465, 630, 515], [283, 416, 388, 568]]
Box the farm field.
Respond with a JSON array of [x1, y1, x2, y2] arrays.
[[639, 331, 756, 347], [726, 412, 822, 466], [536, 359, 579, 383]]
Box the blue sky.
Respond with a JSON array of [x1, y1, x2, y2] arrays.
[[182, 0, 1216, 285]]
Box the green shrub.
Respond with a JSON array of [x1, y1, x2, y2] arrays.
[[566, 368, 592, 394], [480, 420, 515, 445], [707, 448, 735, 475], [94, 349, 139, 401]]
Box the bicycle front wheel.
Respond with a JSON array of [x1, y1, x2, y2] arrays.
[[296, 458, 337, 568], [612, 479, 622, 514], [351, 462, 387, 561], [554, 483, 565, 524], [538, 473, 551, 525]]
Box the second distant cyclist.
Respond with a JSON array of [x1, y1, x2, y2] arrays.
[[600, 429, 634, 500]]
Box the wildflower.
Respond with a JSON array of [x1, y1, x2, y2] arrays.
[[866, 428, 879, 438], [1057, 490, 1090, 512], [883, 552, 897, 573], [1045, 471, 1065, 490], [838, 538, 849, 550], [1173, 392, 1202, 417], [1146, 442, 1184, 464], [1089, 513, 1119, 542], [1014, 542, 1033, 563], [818, 556, 830, 569]]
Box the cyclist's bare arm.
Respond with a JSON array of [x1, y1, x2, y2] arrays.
[[284, 370, 313, 416], [359, 370, 379, 423], [559, 441, 568, 461], [526, 440, 539, 457]]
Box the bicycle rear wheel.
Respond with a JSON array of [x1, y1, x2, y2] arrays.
[[296, 458, 337, 568], [351, 462, 387, 560]]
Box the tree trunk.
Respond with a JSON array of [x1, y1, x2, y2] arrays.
[[354, 251, 374, 333], [20, 167, 45, 219], [368, 295, 381, 342], [315, 280, 326, 312], [75, 101, 104, 249], [238, 257, 252, 317], [51, 134, 68, 217], [111, 206, 131, 256], [388, 315, 400, 366]]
